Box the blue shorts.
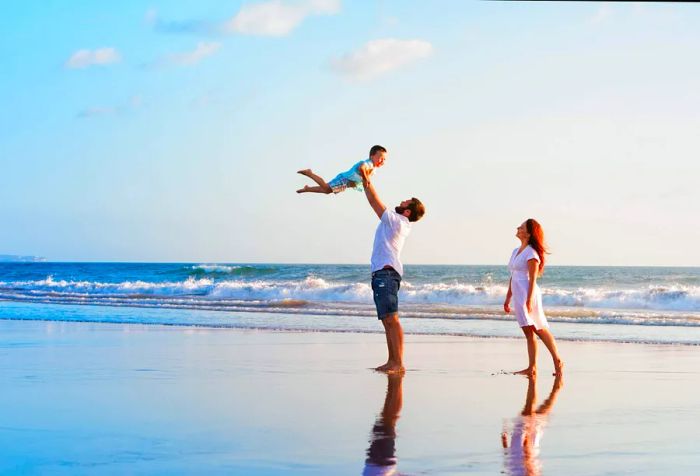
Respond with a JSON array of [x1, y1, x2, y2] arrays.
[[371, 268, 401, 320]]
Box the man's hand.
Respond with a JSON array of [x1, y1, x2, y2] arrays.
[[362, 172, 386, 219], [359, 165, 370, 188]]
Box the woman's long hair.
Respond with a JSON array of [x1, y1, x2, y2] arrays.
[[526, 218, 548, 276]]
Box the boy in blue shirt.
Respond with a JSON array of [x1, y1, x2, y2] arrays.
[[296, 145, 386, 194]]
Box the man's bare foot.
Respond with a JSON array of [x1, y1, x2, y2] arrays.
[[553, 360, 564, 376], [375, 362, 391, 371], [296, 185, 310, 193], [297, 169, 312, 176], [514, 367, 536, 376]]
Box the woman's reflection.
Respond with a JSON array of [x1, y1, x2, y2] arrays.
[[501, 375, 563, 476], [363, 373, 403, 476]]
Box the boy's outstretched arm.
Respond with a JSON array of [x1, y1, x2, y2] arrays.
[[360, 167, 386, 219]]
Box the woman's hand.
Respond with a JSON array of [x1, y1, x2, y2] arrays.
[[503, 299, 511, 314], [526, 298, 533, 314]]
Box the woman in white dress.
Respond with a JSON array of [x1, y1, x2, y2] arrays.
[[504, 219, 563, 376]]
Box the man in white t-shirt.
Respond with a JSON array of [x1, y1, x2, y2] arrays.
[[360, 168, 425, 373]]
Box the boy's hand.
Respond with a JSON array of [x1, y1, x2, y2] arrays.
[[503, 300, 511, 314]]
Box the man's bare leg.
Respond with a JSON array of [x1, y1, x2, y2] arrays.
[[297, 169, 332, 194], [534, 328, 564, 376], [514, 325, 537, 376], [375, 318, 394, 371], [376, 313, 404, 374]]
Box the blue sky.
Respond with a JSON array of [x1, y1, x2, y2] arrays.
[[1, 1, 699, 265]]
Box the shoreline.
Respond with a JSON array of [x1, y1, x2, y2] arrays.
[[2, 316, 700, 348], [2, 299, 699, 347]]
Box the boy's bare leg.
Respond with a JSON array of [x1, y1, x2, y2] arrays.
[[297, 169, 332, 194], [297, 185, 331, 194]]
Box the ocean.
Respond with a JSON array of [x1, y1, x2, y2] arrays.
[[0, 263, 699, 345]]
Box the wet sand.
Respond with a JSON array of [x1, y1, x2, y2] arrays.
[[0, 319, 698, 474]]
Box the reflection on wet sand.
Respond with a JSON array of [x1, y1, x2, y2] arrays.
[[363, 374, 403, 476], [502, 375, 563, 476]]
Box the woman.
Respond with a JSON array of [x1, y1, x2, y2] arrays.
[[504, 219, 563, 376]]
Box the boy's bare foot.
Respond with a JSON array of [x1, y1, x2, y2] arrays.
[[296, 185, 310, 193], [514, 367, 536, 376], [553, 360, 564, 376], [297, 169, 312, 176]]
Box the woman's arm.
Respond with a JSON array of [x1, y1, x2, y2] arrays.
[[526, 259, 538, 313], [504, 278, 513, 313]]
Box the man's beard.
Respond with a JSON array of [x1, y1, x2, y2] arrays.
[[395, 205, 407, 215]]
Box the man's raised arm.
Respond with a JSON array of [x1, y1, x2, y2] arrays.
[[360, 166, 386, 219]]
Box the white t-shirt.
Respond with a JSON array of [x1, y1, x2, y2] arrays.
[[370, 209, 411, 276]]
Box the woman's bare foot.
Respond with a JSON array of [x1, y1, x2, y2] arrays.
[[514, 367, 536, 376], [297, 169, 312, 176], [553, 360, 564, 376], [384, 364, 406, 374], [375, 361, 405, 373], [296, 185, 311, 193]]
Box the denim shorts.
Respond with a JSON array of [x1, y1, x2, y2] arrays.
[[371, 268, 401, 320]]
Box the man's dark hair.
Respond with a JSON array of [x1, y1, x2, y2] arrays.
[[407, 198, 425, 223], [369, 145, 387, 157]]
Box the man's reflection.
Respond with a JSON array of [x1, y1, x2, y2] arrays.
[[501, 375, 563, 476], [363, 373, 403, 476]]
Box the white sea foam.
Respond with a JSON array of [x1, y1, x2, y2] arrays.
[[191, 264, 242, 273], [1, 277, 699, 315]]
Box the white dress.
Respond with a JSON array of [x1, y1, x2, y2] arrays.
[[508, 246, 548, 330]]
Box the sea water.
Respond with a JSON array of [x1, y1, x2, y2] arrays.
[[0, 263, 698, 344]]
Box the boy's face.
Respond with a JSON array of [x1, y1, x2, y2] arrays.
[[371, 151, 386, 167]]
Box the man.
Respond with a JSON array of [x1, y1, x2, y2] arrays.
[[360, 168, 425, 373]]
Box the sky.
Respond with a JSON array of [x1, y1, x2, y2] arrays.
[[1, 1, 699, 266]]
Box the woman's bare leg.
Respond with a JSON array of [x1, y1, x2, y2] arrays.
[[514, 325, 537, 376], [534, 328, 564, 376], [297, 169, 332, 193]]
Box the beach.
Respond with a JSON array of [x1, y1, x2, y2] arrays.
[[1, 318, 698, 475]]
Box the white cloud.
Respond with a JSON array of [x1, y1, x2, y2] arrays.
[[65, 48, 121, 69], [224, 0, 340, 36], [145, 7, 158, 25], [76, 106, 116, 118], [77, 95, 143, 119], [590, 5, 613, 25], [330, 38, 433, 80], [155, 42, 221, 67]]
